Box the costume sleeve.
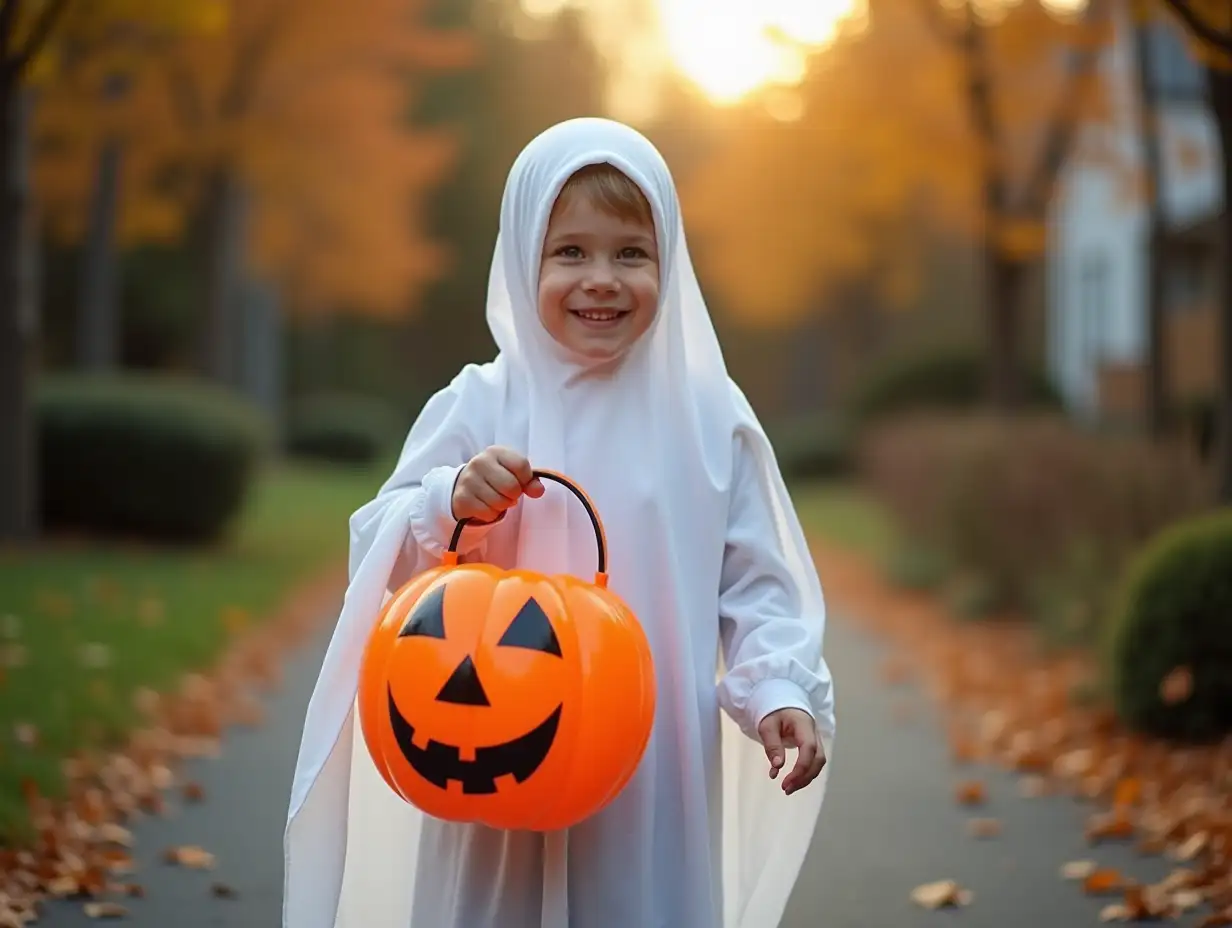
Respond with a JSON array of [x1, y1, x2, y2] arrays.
[[346, 364, 502, 592], [716, 430, 834, 743]]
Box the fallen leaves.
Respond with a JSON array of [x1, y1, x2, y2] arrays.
[[162, 845, 216, 870], [911, 879, 973, 909], [955, 780, 986, 806], [0, 567, 347, 924], [82, 902, 128, 919], [813, 538, 1232, 927]]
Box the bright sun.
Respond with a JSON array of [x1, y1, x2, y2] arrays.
[[658, 0, 862, 104]]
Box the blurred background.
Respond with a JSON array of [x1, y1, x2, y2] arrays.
[[1, 0, 1231, 913]]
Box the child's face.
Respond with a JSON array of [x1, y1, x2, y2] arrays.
[[537, 192, 659, 361]]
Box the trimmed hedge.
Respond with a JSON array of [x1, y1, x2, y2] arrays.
[[1105, 510, 1232, 742], [861, 413, 1212, 626], [767, 414, 853, 480], [284, 393, 406, 466], [848, 346, 1061, 426], [37, 374, 270, 544]]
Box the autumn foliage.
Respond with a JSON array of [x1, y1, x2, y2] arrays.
[[679, 0, 1112, 326], [32, 0, 473, 319]]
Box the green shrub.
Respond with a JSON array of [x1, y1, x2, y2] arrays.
[[285, 393, 405, 466], [1105, 510, 1232, 742], [37, 374, 270, 544], [848, 346, 1060, 427], [860, 413, 1212, 622], [767, 414, 853, 480]]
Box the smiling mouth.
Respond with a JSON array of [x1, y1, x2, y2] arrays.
[[569, 309, 629, 323], [387, 686, 563, 795]]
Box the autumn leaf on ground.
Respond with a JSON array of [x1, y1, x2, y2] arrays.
[[182, 781, 205, 802], [1159, 666, 1194, 706], [1061, 859, 1098, 880], [1169, 831, 1208, 862], [1082, 867, 1125, 895], [83, 901, 128, 919], [211, 882, 238, 898], [911, 879, 973, 909], [1087, 811, 1135, 844], [162, 845, 216, 869], [955, 780, 986, 805]]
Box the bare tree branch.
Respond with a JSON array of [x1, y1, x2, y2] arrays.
[[13, 0, 73, 75], [1158, 0, 1232, 55]]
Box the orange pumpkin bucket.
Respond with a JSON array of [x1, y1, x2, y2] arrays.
[[358, 470, 657, 831]]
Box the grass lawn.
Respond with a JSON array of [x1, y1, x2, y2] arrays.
[[0, 459, 387, 842], [790, 478, 896, 561]]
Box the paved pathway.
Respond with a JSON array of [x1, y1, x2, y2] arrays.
[[38, 606, 1203, 927]]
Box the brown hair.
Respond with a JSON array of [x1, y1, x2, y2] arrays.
[[554, 163, 653, 227]]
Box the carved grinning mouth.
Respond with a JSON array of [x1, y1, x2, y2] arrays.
[[387, 689, 562, 794]]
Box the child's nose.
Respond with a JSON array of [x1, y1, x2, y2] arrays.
[[582, 263, 620, 292]]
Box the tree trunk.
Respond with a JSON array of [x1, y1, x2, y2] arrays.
[[1134, 24, 1169, 439], [197, 167, 249, 385], [959, 5, 1023, 412], [986, 252, 1025, 411], [1207, 67, 1232, 504], [237, 274, 283, 433], [75, 138, 123, 370], [0, 79, 38, 542]]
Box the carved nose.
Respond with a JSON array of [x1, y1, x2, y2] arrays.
[[436, 656, 490, 706]]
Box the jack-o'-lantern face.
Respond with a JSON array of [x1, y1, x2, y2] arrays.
[[386, 580, 567, 794], [357, 472, 656, 833]]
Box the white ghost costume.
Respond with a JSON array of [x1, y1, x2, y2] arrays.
[[283, 117, 837, 928]]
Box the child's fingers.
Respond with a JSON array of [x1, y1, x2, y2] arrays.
[[485, 466, 523, 503], [757, 720, 786, 778], [782, 740, 818, 794], [524, 476, 545, 498]]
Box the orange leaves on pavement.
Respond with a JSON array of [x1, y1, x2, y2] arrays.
[[812, 538, 1232, 927], [0, 568, 346, 924], [955, 780, 986, 805]]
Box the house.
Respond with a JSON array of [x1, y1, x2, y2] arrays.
[[1045, 11, 1224, 423]]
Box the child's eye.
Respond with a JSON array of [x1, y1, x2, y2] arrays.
[[619, 247, 649, 260], [554, 245, 583, 259]]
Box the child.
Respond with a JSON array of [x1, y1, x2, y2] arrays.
[[284, 117, 836, 928]]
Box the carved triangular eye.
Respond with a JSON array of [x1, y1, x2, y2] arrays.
[[497, 597, 562, 657], [399, 585, 446, 639]]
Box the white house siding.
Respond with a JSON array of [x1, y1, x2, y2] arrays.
[[1045, 10, 1222, 416]]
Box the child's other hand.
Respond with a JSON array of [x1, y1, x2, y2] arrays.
[[758, 707, 826, 796], [452, 446, 545, 524]]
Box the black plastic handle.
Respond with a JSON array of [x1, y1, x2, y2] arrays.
[[448, 469, 608, 575]]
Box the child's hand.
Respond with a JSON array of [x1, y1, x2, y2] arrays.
[[758, 707, 826, 796], [452, 446, 545, 524]]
